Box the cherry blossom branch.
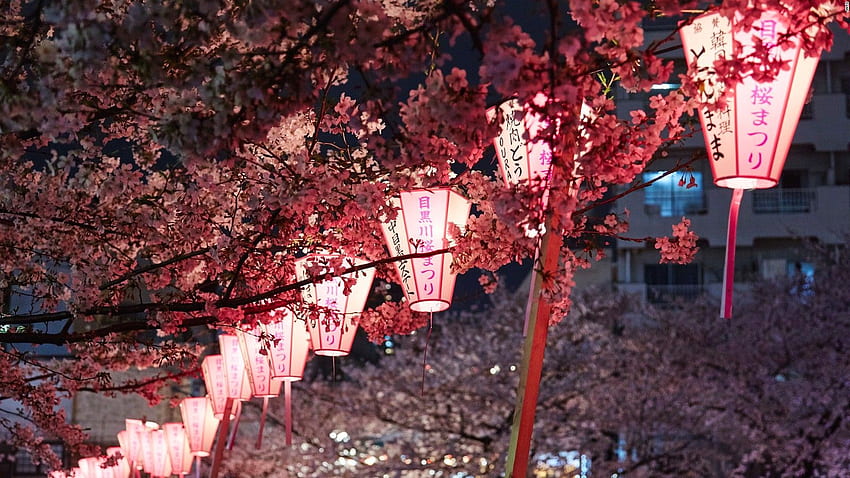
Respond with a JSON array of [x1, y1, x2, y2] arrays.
[[99, 248, 212, 289], [0, 247, 454, 334]]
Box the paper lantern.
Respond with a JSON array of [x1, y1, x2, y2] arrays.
[[78, 457, 102, 478], [236, 325, 283, 397], [123, 419, 158, 471], [488, 93, 555, 191], [145, 430, 171, 478], [488, 95, 592, 194], [296, 254, 376, 356], [681, 10, 819, 189], [105, 447, 130, 478], [162, 423, 195, 476], [201, 354, 241, 420], [179, 396, 220, 457], [218, 334, 254, 400], [263, 307, 310, 381], [680, 9, 821, 317], [380, 188, 471, 312], [138, 421, 160, 476]]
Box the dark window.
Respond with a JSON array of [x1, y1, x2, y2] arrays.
[[644, 263, 702, 303], [643, 172, 706, 217]]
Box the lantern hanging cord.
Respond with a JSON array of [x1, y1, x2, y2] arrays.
[[421, 311, 433, 395], [721, 188, 744, 319]]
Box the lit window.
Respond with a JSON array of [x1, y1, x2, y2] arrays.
[[643, 171, 705, 217]]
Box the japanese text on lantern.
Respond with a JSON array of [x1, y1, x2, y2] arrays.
[[384, 217, 415, 297], [416, 195, 436, 296], [224, 339, 244, 396], [321, 279, 341, 345], [206, 356, 227, 412], [689, 15, 734, 163], [743, 19, 779, 171], [493, 100, 527, 183], [186, 401, 202, 449], [266, 318, 289, 375]]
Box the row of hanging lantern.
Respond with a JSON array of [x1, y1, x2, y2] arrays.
[[52, 7, 820, 476], [56, 214, 472, 478]]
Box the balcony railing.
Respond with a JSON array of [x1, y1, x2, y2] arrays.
[[646, 284, 703, 304], [751, 188, 817, 214]]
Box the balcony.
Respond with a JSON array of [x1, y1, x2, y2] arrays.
[[751, 188, 817, 214], [618, 185, 850, 248], [646, 284, 704, 304]]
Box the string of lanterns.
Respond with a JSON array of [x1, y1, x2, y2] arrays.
[[51, 6, 820, 476]]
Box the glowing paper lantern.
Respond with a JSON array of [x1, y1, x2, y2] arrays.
[[488, 95, 592, 199], [488, 93, 555, 191], [105, 447, 130, 478], [236, 325, 283, 397], [263, 307, 310, 381], [380, 188, 471, 312], [138, 421, 160, 476], [179, 396, 220, 457], [680, 9, 821, 317], [145, 430, 171, 478], [162, 423, 194, 476], [218, 334, 254, 400], [201, 354, 241, 420], [296, 254, 376, 356], [163, 423, 195, 476], [123, 418, 157, 471], [78, 457, 102, 478]]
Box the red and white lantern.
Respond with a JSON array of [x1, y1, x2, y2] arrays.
[[296, 254, 376, 356], [201, 354, 240, 420], [488, 93, 555, 192], [122, 418, 157, 471], [105, 446, 130, 478], [162, 423, 195, 476], [147, 430, 171, 478], [380, 188, 471, 312], [236, 325, 283, 397], [680, 9, 821, 317], [78, 456, 103, 478], [263, 307, 310, 381], [179, 396, 220, 457], [218, 334, 254, 400]]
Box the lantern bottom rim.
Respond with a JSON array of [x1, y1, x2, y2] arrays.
[[715, 177, 777, 190], [272, 376, 304, 382], [409, 299, 450, 313], [314, 349, 350, 357]]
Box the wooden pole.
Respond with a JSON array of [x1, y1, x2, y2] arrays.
[[208, 398, 233, 478], [284, 381, 293, 446], [505, 219, 561, 478]]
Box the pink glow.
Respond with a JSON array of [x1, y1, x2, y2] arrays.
[[218, 334, 254, 401], [105, 446, 130, 478], [179, 397, 220, 457], [296, 254, 375, 356], [162, 423, 194, 476], [380, 188, 471, 312], [680, 10, 821, 189], [201, 355, 240, 420], [236, 325, 283, 397], [263, 307, 311, 381]]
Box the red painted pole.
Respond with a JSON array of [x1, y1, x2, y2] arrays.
[[505, 218, 561, 478], [721, 188, 744, 319], [208, 398, 233, 478]]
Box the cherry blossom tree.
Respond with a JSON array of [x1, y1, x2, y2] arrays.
[[221, 243, 850, 478], [0, 0, 844, 471]]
